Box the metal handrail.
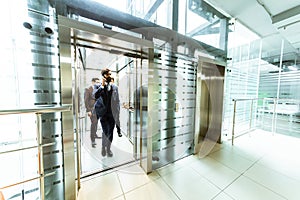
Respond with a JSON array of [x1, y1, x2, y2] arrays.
[[0, 104, 72, 200], [232, 97, 300, 103], [0, 142, 56, 155], [231, 98, 300, 145], [0, 104, 72, 115], [0, 171, 56, 190]]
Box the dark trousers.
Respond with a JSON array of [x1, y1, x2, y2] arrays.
[[100, 113, 115, 150], [90, 113, 98, 143]]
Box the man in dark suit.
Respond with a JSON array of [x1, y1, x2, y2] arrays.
[[110, 77, 122, 137], [93, 68, 120, 157], [84, 78, 101, 148]]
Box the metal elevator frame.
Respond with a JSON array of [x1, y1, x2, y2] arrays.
[[58, 15, 154, 194], [50, 0, 227, 60]]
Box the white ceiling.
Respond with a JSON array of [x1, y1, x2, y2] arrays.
[[206, 0, 300, 50]]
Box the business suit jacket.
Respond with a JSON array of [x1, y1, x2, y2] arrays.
[[93, 83, 120, 124], [84, 85, 96, 112]]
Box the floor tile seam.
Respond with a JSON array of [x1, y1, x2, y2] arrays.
[[246, 161, 300, 183], [189, 164, 242, 193], [155, 163, 191, 177], [210, 190, 236, 200], [116, 170, 125, 197], [158, 165, 203, 184], [229, 147, 267, 162], [121, 180, 154, 196], [214, 145, 264, 163], [81, 161, 139, 183], [238, 174, 289, 200], [207, 153, 255, 174], [241, 154, 262, 173], [158, 174, 182, 200], [80, 168, 118, 183], [257, 151, 300, 177], [194, 156, 261, 192], [114, 161, 145, 174], [122, 176, 181, 199], [112, 194, 124, 200], [117, 167, 163, 194], [184, 154, 206, 165], [221, 151, 284, 197]]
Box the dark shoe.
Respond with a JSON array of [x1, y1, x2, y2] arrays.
[[101, 147, 106, 157], [107, 149, 113, 157], [117, 126, 122, 137], [92, 141, 97, 148]]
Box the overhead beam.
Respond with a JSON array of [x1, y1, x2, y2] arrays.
[[52, 0, 227, 59], [272, 5, 300, 24], [143, 0, 164, 21], [187, 20, 219, 37]]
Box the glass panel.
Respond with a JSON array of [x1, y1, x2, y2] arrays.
[[1, 180, 40, 200], [258, 35, 283, 133], [0, 1, 41, 199], [1, 1, 65, 199], [183, 0, 228, 50], [227, 21, 259, 49], [94, 0, 173, 28], [224, 30, 300, 140], [223, 40, 261, 139], [79, 47, 139, 175], [275, 40, 300, 137]]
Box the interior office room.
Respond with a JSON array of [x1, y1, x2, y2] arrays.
[[0, 0, 299, 199]]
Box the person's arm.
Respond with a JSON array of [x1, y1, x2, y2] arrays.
[[114, 85, 122, 136], [93, 83, 103, 99], [84, 88, 91, 112]]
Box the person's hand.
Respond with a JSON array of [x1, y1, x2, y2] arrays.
[[102, 77, 106, 85], [87, 111, 92, 117]]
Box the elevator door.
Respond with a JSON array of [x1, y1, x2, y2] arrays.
[[199, 61, 225, 144], [76, 47, 143, 176], [57, 16, 154, 191]]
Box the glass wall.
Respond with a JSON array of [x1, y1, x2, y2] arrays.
[[0, 1, 40, 199], [223, 40, 261, 138], [178, 0, 229, 50], [258, 35, 300, 137], [0, 1, 65, 199], [223, 31, 300, 140], [95, 0, 173, 29], [95, 0, 229, 51]]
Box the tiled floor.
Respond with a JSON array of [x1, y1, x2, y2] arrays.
[[80, 128, 135, 174], [77, 130, 300, 200]]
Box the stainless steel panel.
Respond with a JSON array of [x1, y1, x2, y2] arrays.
[[58, 22, 76, 199], [198, 60, 225, 147], [27, 5, 65, 199], [150, 49, 197, 170], [59, 16, 155, 176]]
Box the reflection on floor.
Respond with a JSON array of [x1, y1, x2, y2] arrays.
[[81, 129, 135, 175], [78, 129, 300, 200]]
